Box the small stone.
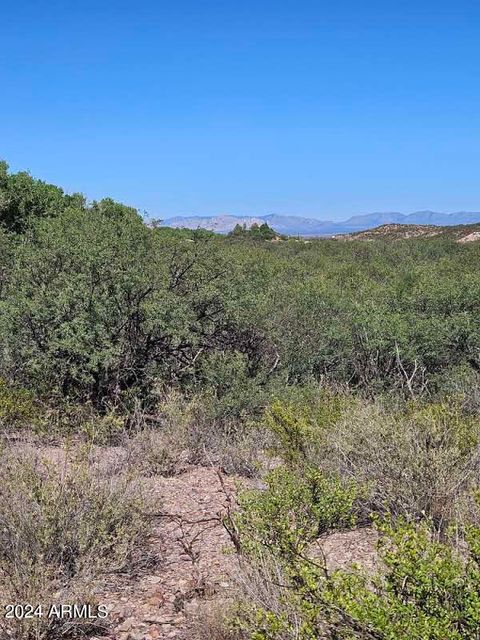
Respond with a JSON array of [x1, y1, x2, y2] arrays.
[[146, 594, 165, 607], [144, 614, 182, 625], [117, 617, 135, 632]]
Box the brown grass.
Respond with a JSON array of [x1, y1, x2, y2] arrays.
[[0, 444, 156, 639]]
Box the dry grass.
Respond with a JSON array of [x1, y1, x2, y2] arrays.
[[230, 553, 322, 640], [187, 600, 245, 640], [124, 427, 185, 477], [132, 391, 269, 477], [319, 401, 480, 529], [0, 444, 156, 640]]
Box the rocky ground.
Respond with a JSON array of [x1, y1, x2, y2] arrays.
[[97, 466, 242, 640], [1, 440, 378, 640], [95, 466, 377, 640]]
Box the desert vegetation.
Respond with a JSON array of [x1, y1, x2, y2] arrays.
[[0, 161, 480, 638]]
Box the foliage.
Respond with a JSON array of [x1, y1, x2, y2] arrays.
[[0, 160, 85, 233], [0, 377, 40, 428], [0, 205, 272, 412], [263, 391, 354, 465], [152, 389, 267, 476], [235, 516, 480, 639], [228, 222, 280, 240], [1, 161, 480, 638], [231, 395, 480, 638], [1, 161, 480, 417], [233, 468, 480, 640], [262, 394, 480, 527], [0, 446, 153, 639], [323, 517, 480, 639], [320, 399, 480, 526], [235, 467, 359, 560]]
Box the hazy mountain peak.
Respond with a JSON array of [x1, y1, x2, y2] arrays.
[[162, 211, 480, 236]]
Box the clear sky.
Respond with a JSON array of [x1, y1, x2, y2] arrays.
[[1, 1, 479, 220]]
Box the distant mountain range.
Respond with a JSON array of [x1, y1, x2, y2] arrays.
[[162, 211, 480, 237]]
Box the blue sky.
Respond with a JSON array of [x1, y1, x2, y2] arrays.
[[1, 0, 479, 220]]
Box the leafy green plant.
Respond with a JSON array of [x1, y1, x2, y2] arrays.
[[234, 466, 359, 560], [264, 391, 352, 465], [0, 377, 41, 429], [233, 473, 480, 639], [324, 516, 480, 639], [80, 410, 125, 445]]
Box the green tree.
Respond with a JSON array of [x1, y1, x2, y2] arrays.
[[0, 160, 85, 232]]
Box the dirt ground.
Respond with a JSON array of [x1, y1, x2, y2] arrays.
[[2, 441, 378, 640], [95, 466, 378, 640], [97, 467, 242, 640]]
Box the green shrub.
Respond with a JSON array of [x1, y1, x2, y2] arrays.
[[264, 393, 480, 527], [22, 401, 126, 444], [80, 410, 125, 445], [234, 467, 359, 560], [263, 390, 354, 466], [233, 475, 480, 639], [0, 377, 40, 429], [323, 516, 480, 639], [229, 410, 480, 639], [231, 465, 361, 639]]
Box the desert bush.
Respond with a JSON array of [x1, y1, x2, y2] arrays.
[[22, 401, 127, 446], [0, 160, 84, 233], [125, 427, 182, 477], [2, 161, 480, 406], [155, 390, 268, 476], [322, 516, 480, 639], [188, 601, 245, 640], [232, 554, 304, 640], [79, 409, 125, 445], [322, 400, 480, 528], [263, 389, 355, 465], [231, 466, 480, 639], [194, 351, 274, 421], [229, 467, 360, 639], [0, 207, 263, 412], [432, 364, 480, 415], [265, 394, 480, 528], [234, 514, 480, 639], [234, 467, 360, 560], [0, 377, 41, 430], [0, 446, 154, 639]]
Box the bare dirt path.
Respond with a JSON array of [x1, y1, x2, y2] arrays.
[[99, 467, 241, 640]]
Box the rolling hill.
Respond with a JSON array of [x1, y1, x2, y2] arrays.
[[339, 222, 480, 242]]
